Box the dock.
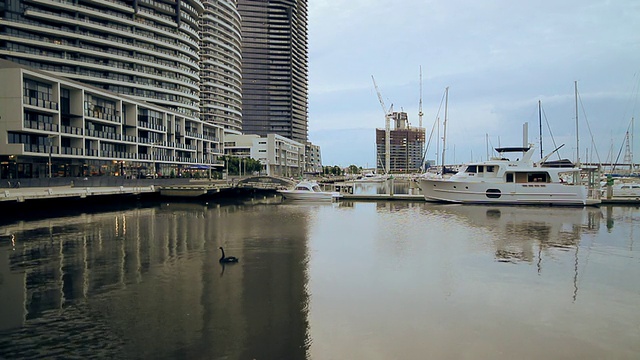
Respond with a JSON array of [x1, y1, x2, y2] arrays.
[[339, 194, 425, 201]]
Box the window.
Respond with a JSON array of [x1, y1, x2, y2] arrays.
[[506, 173, 514, 183]]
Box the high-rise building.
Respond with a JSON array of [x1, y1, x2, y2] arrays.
[[0, 0, 205, 117], [376, 112, 425, 173], [0, 1, 236, 180], [199, 0, 243, 132], [237, 0, 309, 144]]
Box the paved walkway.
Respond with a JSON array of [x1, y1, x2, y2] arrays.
[[0, 185, 157, 203]]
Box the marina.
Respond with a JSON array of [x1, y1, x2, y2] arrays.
[[1, 176, 639, 205], [1, 197, 638, 359]]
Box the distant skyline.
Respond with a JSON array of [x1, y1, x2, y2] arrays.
[[307, 0, 640, 168]]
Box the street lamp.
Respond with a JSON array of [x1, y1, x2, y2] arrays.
[[47, 135, 55, 178]]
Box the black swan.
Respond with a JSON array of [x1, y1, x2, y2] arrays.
[[219, 247, 239, 263]]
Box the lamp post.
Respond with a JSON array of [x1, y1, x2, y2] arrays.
[[152, 143, 156, 178], [47, 135, 55, 178]]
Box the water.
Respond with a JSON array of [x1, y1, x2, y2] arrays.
[[1, 197, 639, 360]]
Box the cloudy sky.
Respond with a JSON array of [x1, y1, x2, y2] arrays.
[[307, 0, 640, 168]]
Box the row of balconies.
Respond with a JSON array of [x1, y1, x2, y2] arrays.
[[23, 144, 223, 161], [23, 96, 59, 111], [22, 121, 218, 150]]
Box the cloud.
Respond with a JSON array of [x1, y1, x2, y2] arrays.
[[308, 0, 640, 167]]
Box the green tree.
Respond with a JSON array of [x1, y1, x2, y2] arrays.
[[347, 164, 360, 175]]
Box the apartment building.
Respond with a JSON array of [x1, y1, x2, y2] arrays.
[[199, 0, 243, 131], [0, 61, 224, 179], [225, 133, 304, 177], [237, 0, 309, 144]]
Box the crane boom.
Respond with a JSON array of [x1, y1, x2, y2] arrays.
[[371, 75, 391, 174]]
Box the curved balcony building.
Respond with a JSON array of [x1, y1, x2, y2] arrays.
[[0, 0, 205, 117], [199, 0, 243, 132]]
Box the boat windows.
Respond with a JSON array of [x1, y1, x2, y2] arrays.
[[486, 189, 501, 198], [466, 165, 478, 173], [485, 166, 495, 173], [506, 173, 514, 183], [527, 172, 549, 183]]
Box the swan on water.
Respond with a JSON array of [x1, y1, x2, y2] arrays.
[[219, 247, 239, 263]]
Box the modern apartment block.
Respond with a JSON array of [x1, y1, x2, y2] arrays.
[[0, 60, 224, 179], [376, 112, 425, 173], [225, 133, 304, 177], [199, 0, 243, 132], [305, 142, 321, 174], [237, 0, 309, 144], [0, 0, 205, 117]]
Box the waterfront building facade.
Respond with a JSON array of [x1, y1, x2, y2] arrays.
[[225, 133, 304, 177], [0, 0, 205, 117], [376, 112, 425, 173], [237, 0, 309, 144], [0, 61, 224, 180], [304, 142, 321, 175], [199, 0, 243, 132]]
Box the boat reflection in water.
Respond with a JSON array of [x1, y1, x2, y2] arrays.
[[440, 204, 602, 264]]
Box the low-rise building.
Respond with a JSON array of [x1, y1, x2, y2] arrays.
[[225, 134, 305, 177], [0, 60, 225, 180]]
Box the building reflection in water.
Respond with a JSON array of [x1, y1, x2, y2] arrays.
[[0, 200, 310, 359]]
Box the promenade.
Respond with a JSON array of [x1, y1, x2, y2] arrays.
[[0, 185, 156, 203]]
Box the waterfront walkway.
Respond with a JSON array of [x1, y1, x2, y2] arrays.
[[0, 185, 156, 203]]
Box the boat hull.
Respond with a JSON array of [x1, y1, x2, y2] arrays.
[[278, 190, 338, 201], [419, 178, 596, 206]]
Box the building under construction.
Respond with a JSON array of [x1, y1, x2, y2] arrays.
[[376, 112, 425, 173]]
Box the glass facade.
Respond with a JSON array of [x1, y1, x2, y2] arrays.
[[238, 0, 309, 144]]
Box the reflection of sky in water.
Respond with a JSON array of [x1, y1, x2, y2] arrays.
[[0, 203, 638, 359], [308, 204, 640, 360]]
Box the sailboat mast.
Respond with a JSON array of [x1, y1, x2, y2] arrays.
[[633, 117, 635, 173], [575, 81, 580, 166], [441, 87, 449, 171], [539, 100, 543, 159]]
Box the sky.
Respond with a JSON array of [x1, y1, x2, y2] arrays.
[[307, 0, 640, 168]]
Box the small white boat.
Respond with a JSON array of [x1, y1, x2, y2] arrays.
[[355, 173, 387, 183], [278, 181, 340, 201], [418, 145, 600, 206], [601, 179, 640, 200]]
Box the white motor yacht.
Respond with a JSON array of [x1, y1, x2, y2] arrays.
[[418, 145, 600, 206], [278, 181, 340, 201]]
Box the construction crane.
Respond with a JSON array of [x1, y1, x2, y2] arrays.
[[418, 66, 424, 170], [418, 66, 423, 130], [371, 75, 391, 174]]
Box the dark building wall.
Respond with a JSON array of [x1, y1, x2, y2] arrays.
[[238, 0, 308, 144]]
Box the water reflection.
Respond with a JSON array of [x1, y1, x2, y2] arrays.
[[0, 202, 311, 359], [440, 205, 602, 263], [1, 201, 639, 359]]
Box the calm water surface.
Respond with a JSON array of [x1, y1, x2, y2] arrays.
[[0, 195, 638, 359]]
